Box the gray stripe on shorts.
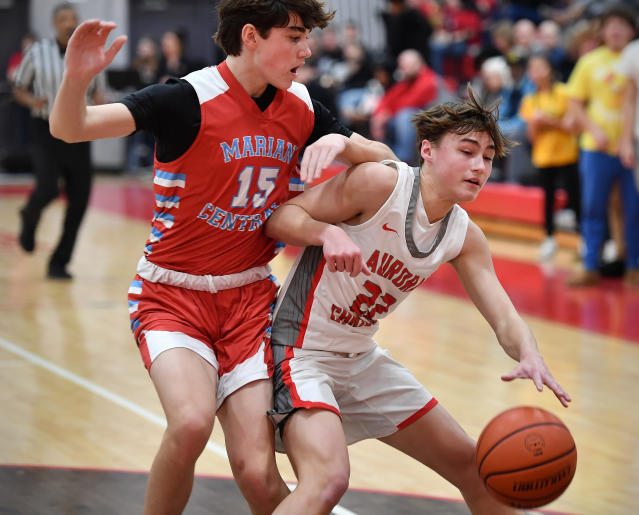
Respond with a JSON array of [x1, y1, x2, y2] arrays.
[[405, 166, 452, 258], [271, 245, 324, 347], [269, 343, 295, 419]]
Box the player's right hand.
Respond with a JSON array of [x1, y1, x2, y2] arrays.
[[321, 225, 371, 277], [65, 20, 127, 83], [501, 353, 572, 408]]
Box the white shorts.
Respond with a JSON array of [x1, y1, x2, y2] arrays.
[[269, 344, 437, 451]]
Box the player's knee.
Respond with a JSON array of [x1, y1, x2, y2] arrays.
[[319, 469, 349, 507], [231, 450, 276, 487], [233, 459, 284, 507], [295, 461, 349, 509], [166, 412, 214, 461], [448, 439, 481, 491]]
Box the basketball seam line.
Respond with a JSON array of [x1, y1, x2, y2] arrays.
[[477, 422, 571, 474], [482, 445, 576, 482]]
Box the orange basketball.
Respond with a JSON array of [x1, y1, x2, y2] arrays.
[[476, 406, 577, 509]]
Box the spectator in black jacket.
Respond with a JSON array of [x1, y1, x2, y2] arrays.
[[380, 0, 433, 66]]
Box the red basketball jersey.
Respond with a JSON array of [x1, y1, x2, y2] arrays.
[[144, 61, 314, 275]]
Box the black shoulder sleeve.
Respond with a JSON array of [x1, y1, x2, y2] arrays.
[[119, 78, 201, 162], [306, 98, 353, 146]]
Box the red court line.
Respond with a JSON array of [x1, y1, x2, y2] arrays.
[[0, 184, 33, 196], [5, 181, 638, 343], [0, 464, 574, 515]]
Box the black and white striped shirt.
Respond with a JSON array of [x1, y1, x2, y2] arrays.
[[13, 38, 105, 120]]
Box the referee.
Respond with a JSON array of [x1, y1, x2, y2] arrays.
[[13, 2, 106, 279]]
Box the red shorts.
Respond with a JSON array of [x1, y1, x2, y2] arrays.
[[128, 275, 278, 407]]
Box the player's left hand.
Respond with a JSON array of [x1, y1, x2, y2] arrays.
[[321, 225, 371, 277], [65, 20, 127, 84], [300, 134, 347, 184], [501, 353, 572, 408]]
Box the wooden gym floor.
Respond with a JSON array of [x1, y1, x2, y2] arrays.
[[1, 173, 638, 515]]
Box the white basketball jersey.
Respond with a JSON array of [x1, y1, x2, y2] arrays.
[[272, 160, 469, 353]]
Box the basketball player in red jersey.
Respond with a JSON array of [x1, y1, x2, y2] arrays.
[[49, 1, 395, 514], [265, 90, 571, 514]]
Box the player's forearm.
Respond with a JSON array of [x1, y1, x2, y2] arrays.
[[338, 136, 397, 166], [266, 204, 336, 247], [51, 80, 134, 142], [494, 313, 540, 362], [49, 76, 92, 142]]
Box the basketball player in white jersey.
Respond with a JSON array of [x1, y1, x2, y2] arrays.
[[265, 90, 572, 514]]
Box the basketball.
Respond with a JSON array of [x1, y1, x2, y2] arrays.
[[476, 406, 577, 509]]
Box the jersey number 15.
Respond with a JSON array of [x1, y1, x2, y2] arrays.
[[231, 166, 280, 208]]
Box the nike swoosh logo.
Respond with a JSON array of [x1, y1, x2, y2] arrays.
[[382, 223, 398, 234]]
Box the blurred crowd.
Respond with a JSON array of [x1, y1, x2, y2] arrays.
[[4, 0, 639, 283], [288, 0, 639, 283]]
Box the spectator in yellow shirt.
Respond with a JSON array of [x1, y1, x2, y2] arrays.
[[566, 3, 639, 287], [520, 53, 580, 260], [618, 38, 639, 190]]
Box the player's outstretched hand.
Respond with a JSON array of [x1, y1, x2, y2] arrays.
[[300, 134, 347, 184], [501, 353, 572, 408], [65, 20, 127, 83], [321, 225, 371, 277]]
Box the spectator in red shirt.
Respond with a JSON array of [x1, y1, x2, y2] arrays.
[[7, 33, 36, 84], [371, 49, 448, 164], [429, 0, 481, 80]]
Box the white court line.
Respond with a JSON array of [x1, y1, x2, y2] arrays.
[[0, 336, 227, 457], [0, 336, 357, 515], [330, 506, 357, 515]]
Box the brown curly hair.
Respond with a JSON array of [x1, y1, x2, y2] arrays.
[[215, 0, 335, 56]]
